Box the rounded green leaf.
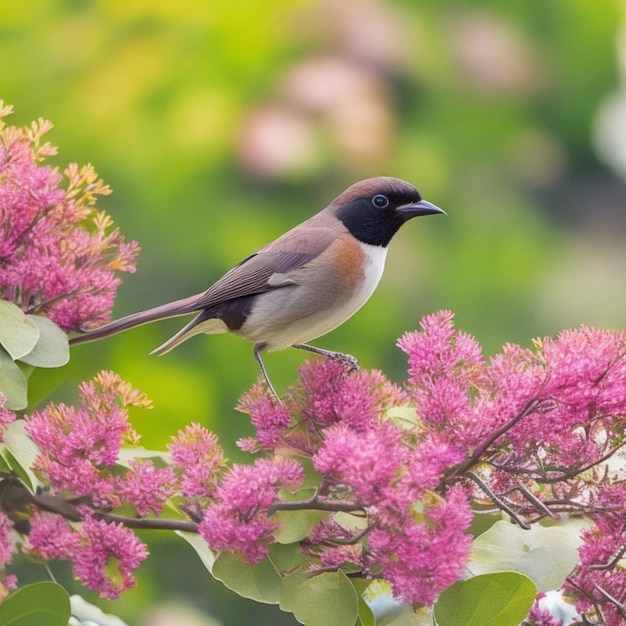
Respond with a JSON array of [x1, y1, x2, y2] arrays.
[[357, 596, 375, 626], [0, 581, 70, 626], [291, 570, 359, 626], [0, 301, 39, 361], [279, 566, 312, 613], [176, 531, 217, 573], [20, 316, 69, 368], [272, 509, 328, 544], [0, 350, 28, 410], [212, 551, 282, 604], [434, 572, 537, 626], [2, 420, 42, 489], [385, 406, 420, 429], [268, 541, 305, 572], [469, 519, 590, 591]]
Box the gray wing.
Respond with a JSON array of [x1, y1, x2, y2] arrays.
[[70, 226, 337, 345], [193, 225, 337, 308]]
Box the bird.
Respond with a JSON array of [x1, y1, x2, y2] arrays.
[[70, 177, 444, 399]]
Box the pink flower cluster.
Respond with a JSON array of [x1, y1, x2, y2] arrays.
[[231, 311, 626, 612], [199, 458, 304, 563], [235, 359, 473, 605], [168, 422, 225, 498], [399, 311, 626, 478], [398, 311, 626, 619], [6, 308, 626, 618], [0, 102, 138, 330], [22, 371, 172, 598], [26, 371, 150, 505], [566, 482, 626, 626], [0, 393, 16, 437], [28, 512, 148, 600]]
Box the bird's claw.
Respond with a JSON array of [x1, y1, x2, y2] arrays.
[[327, 351, 360, 371]]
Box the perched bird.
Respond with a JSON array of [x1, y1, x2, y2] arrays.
[[70, 177, 444, 398]]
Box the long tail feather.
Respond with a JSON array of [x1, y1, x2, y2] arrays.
[[150, 311, 228, 355], [69, 294, 203, 346]]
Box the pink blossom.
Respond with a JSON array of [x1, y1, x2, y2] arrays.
[[398, 311, 495, 451], [0, 513, 15, 565], [318, 544, 363, 570], [331, 369, 410, 431], [168, 422, 224, 498], [0, 393, 16, 440], [25, 371, 148, 504], [398, 310, 484, 386], [199, 458, 304, 563], [313, 420, 406, 502], [294, 358, 348, 426], [116, 459, 177, 516], [28, 512, 147, 600], [541, 327, 626, 408], [28, 513, 81, 559], [368, 484, 472, 606], [405, 436, 465, 491], [237, 383, 291, 449], [309, 519, 359, 545], [0, 104, 138, 330], [291, 363, 408, 432], [564, 482, 626, 625], [525, 594, 563, 626], [73, 516, 148, 600]]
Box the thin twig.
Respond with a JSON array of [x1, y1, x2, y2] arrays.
[[513, 484, 558, 519], [594, 583, 626, 619], [95, 512, 198, 533], [268, 497, 362, 516], [466, 472, 530, 529], [446, 398, 546, 481], [589, 544, 626, 571]]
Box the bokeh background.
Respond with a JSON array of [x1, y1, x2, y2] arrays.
[[2, 0, 626, 624]]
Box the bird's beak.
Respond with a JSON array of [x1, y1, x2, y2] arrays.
[[398, 199, 446, 220]]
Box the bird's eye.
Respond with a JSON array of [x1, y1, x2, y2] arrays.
[[372, 194, 389, 209]]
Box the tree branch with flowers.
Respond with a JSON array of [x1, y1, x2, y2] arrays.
[[0, 102, 625, 626]]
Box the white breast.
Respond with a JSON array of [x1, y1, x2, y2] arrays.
[[241, 242, 388, 351], [339, 242, 388, 320]]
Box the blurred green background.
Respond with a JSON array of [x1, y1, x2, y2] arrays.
[[2, 0, 626, 624]]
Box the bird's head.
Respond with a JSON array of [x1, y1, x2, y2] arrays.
[[333, 177, 444, 247]]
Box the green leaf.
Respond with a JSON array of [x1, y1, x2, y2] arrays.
[[0, 350, 27, 410], [279, 565, 312, 613], [2, 420, 42, 490], [357, 596, 375, 626], [212, 551, 282, 604], [117, 446, 171, 467], [291, 570, 359, 626], [176, 531, 216, 573], [469, 519, 591, 591], [20, 316, 69, 368], [384, 406, 419, 429], [272, 509, 328, 544], [268, 541, 304, 572], [0, 581, 70, 626], [434, 572, 537, 626], [333, 511, 368, 533], [295, 456, 323, 490], [0, 301, 39, 361]]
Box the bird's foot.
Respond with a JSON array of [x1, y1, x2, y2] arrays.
[[292, 344, 360, 371], [253, 343, 282, 403]]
